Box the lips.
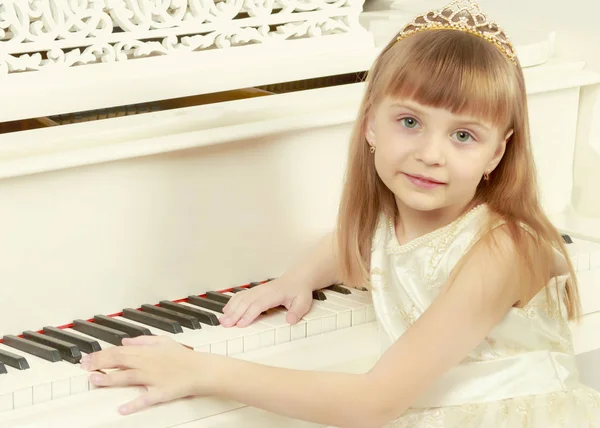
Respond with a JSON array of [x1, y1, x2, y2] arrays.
[[404, 173, 445, 185]]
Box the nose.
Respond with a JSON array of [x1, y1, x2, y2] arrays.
[[413, 133, 446, 166]]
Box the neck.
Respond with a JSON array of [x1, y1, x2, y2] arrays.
[[394, 199, 477, 245]]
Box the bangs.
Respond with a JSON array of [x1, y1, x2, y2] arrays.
[[380, 30, 516, 130]]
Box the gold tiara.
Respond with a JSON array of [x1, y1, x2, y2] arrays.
[[395, 0, 517, 65]]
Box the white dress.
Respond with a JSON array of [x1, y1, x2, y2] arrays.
[[369, 204, 600, 427]]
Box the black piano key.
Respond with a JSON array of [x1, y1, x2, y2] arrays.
[[72, 319, 130, 346], [326, 284, 352, 295], [0, 347, 29, 370], [562, 234, 573, 244], [159, 300, 219, 326], [43, 326, 101, 354], [187, 295, 225, 313], [123, 307, 184, 333], [0, 362, 6, 374], [205, 291, 231, 304], [2, 335, 62, 362], [22, 331, 82, 364], [140, 305, 200, 330], [93, 314, 151, 337], [312, 290, 327, 301]]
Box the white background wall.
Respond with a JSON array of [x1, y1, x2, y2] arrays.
[[365, 0, 600, 72], [481, 0, 600, 73]]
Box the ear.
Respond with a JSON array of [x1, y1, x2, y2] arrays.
[[486, 129, 512, 173], [365, 114, 376, 146]]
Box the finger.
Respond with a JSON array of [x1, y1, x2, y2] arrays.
[[222, 287, 283, 327], [118, 388, 165, 415], [222, 290, 246, 315], [220, 294, 253, 327], [236, 302, 268, 328], [89, 369, 144, 387], [285, 294, 311, 325], [82, 347, 142, 372]]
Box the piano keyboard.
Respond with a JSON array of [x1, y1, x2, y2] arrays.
[[0, 281, 376, 415], [0, 234, 598, 428], [0, 322, 381, 428]]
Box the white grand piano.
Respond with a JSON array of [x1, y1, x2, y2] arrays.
[[0, 0, 599, 426]]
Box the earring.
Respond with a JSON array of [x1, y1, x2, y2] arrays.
[[483, 171, 490, 181], [370, 146, 376, 154]]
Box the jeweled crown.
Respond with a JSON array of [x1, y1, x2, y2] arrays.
[[395, 0, 517, 65]]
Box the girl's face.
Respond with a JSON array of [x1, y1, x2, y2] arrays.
[[366, 97, 512, 214]]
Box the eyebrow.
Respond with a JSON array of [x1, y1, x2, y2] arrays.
[[388, 102, 491, 132]]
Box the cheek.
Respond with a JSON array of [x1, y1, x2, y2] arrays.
[[374, 141, 411, 176], [446, 153, 487, 182], [376, 125, 413, 158]]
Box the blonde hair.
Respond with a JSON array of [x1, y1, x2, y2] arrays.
[[336, 29, 581, 320]]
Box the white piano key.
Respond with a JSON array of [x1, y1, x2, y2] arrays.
[[173, 302, 248, 352], [311, 300, 353, 329], [109, 315, 236, 356], [132, 304, 274, 355], [51, 379, 70, 400], [293, 304, 337, 337], [249, 309, 293, 345], [12, 387, 32, 410], [327, 287, 371, 302], [567, 238, 600, 271], [289, 321, 307, 341], [178, 302, 276, 352], [0, 343, 85, 409], [59, 328, 115, 387], [322, 289, 376, 322], [32, 383, 52, 405], [222, 292, 293, 345], [0, 392, 12, 413], [70, 375, 89, 395], [318, 293, 367, 326]]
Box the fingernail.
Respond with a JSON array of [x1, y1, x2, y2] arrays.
[[81, 355, 90, 370]]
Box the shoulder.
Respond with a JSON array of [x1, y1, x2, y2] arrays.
[[455, 214, 561, 307], [446, 221, 522, 302]]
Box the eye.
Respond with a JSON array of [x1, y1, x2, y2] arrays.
[[400, 117, 419, 129], [452, 130, 474, 143]]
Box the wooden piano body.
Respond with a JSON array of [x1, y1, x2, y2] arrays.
[[0, 0, 600, 426]]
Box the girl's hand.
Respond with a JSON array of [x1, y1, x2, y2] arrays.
[[81, 335, 212, 415], [219, 277, 313, 328]]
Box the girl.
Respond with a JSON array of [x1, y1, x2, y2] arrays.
[[81, 0, 600, 426]]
